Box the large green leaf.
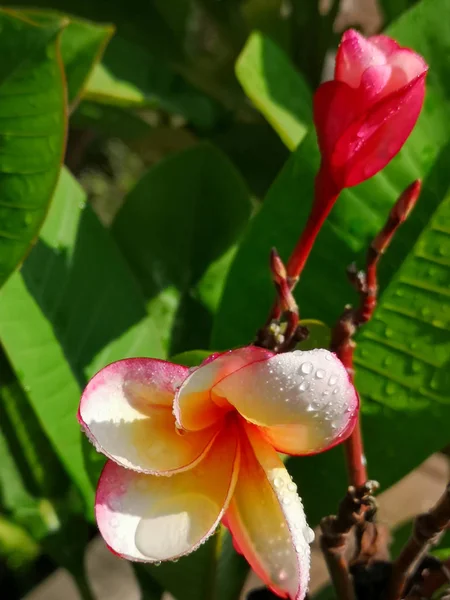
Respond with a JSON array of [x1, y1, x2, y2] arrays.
[[0, 168, 165, 509], [20, 9, 114, 110], [0, 10, 67, 290], [235, 32, 312, 150], [379, 0, 420, 25], [112, 143, 252, 355], [213, 0, 450, 523]]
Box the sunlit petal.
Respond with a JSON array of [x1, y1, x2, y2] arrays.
[[96, 422, 240, 562], [213, 349, 358, 454], [174, 347, 273, 431], [225, 425, 311, 600], [79, 359, 217, 473]]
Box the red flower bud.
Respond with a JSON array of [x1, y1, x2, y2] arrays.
[[314, 29, 428, 190]]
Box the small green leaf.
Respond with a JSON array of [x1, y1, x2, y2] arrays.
[[0, 9, 67, 290], [0, 515, 40, 569], [112, 143, 252, 355], [236, 32, 312, 150], [296, 320, 331, 351], [170, 350, 213, 368]]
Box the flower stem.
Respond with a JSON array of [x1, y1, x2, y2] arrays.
[[286, 165, 340, 283]]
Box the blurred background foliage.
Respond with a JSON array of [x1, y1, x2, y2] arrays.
[[0, 0, 449, 598]]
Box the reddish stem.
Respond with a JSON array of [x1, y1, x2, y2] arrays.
[[286, 165, 340, 282], [332, 180, 421, 490], [343, 418, 367, 489]]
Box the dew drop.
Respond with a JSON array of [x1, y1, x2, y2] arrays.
[[325, 353, 332, 361], [282, 496, 291, 506], [328, 375, 338, 386], [154, 561, 161, 567], [273, 477, 283, 488], [315, 369, 326, 380], [304, 527, 315, 544], [300, 362, 313, 375], [287, 481, 297, 492], [299, 381, 310, 392], [332, 386, 340, 395]]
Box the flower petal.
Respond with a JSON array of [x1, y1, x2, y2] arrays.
[[80, 359, 217, 474], [225, 425, 311, 600], [369, 35, 399, 57], [332, 73, 427, 188], [212, 349, 358, 455], [335, 29, 387, 88], [96, 422, 240, 562], [313, 80, 359, 164], [174, 347, 273, 431]]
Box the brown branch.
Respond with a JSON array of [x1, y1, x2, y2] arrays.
[[331, 180, 422, 490], [320, 481, 380, 600], [255, 249, 309, 352], [388, 482, 450, 600]]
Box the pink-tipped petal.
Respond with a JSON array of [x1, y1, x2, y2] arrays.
[[225, 425, 312, 600], [96, 423, 240, 562], [332, 73, 426, 188], [359, 64, 392, 104], [369, 35, 399, 57], [79, 358, 218, 474], [212, 349, 358, 455], [174, 347, 273, 431], [335, 29, 387, 88]]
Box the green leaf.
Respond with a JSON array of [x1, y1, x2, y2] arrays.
[[112, 143, 252, 355], [378, 0, 419, 25], [0, 348, 69, 504], [83, 36, 221, 129], [236, 32, 312, 150], [20, 9, 114, 110], [213, 0, 450, 524], [169, 350, 213, 367], [0, 168, 165, 510], [0, 9, 67, 290], [295, 320, 331, 351], [0, 515, 40, 569]]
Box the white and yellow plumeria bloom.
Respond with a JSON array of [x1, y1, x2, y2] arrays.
[[78, 346, 358, 600]]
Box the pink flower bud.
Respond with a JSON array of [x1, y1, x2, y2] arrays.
[[314, 29, 428, 190]]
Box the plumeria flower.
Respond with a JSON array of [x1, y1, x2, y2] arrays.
[[79, 346, 359, 599], [314, 29, 428, 191]]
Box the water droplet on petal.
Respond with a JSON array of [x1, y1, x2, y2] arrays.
[[299, 381, 310, 392], [282, 496, 291, 506], [273, 477, 283, 488], [304, 527, 315, 544], [328, 375, 338, 386], [287, 481, 297, 492], [315, 369, 326, 379], [333, 387, 340, 395], [300, 362, 313, 375]]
